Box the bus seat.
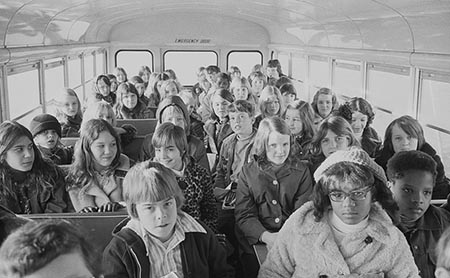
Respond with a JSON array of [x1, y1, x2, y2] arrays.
[[122, 135, 145, 162], [116, 118, 158, 136], [26, 212, 128, 255], [61, 137, 79, 147]]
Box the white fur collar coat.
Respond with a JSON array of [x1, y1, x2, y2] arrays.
[[258, 201, 420, 278]]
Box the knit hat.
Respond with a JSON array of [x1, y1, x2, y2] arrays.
[[29, 114, 62, 138], [314, 147, 387, 185]]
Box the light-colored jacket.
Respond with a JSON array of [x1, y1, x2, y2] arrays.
[[258, 201, 420, 278]]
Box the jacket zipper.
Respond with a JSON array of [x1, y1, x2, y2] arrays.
[[129, 248, 142, 278]]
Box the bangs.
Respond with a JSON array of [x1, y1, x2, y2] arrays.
[[152, 130, 175, 149], [321, 162, 374, 193]]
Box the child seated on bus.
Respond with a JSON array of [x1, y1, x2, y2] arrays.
[[309, 115, 360, 176], [160, 79, 182, 99], [179, 89, 206, 141], [129, 75, 150, 106], [284, 100, 315, 161], [375, 115, 450, 199], [435, 226, 450, 278], [199, 70, 229, 121], [29, 114, 73, 165], [279, 83, 297, 106], [66, 119, 130, 212], [115, 67, 128, 84], [0, 220, 96, 278], [91, 74, 117, 106], [115, 82, 155, 119], [107, 73, 119, 94], [0, 121, 69, 214], [204, 89, 234, 155], [235, 116, 313, 278], [193, 66, 212, 101], [230, 76, 258, 108], [249, 71, 266, 99], [83, 100, 137, 149], [102, 160, 233, 278], [139, 95, 209, 170], [311, 87, 339, 127], [144, 72, 170, 109], [229, 65, 241, 80], [387, 150, 450, 278], [337, 97, 381, 157], [152, 122, 217, 232], [55, 88, 83, 137], [254, 85, 284, 129], [259, 147, 420, 278], [138, 65, 152, 88]]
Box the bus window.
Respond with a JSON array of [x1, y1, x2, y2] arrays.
[[68, 56, 82, 89], [96, 51, 106, 75], [84, 53, 94, 83], [333, 59, 362, 99], [419, 71, 450, 174], [291, 54, 308, 101], [367, 63, 412, 136], [7, 65, 41, 122], [309, 56, 330, 96], [277, 52, 289, 76], [115, 50, 153, 77], [44, 59, 64, 114], [164, 51, 217, 86], [227, 51, 263, 78]]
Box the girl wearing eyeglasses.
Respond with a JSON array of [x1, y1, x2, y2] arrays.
[[259, 147, 420, 278]]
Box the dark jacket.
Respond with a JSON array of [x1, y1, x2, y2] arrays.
[[190, 112, 206, 142], [291, 134, 312, 162], [399, 205, 450, 278], [37, 144, 73, 165], [102, 217, 233, 278], [204, 118, 233, 155], [375, 142, 450, 199], [0, 205, 29, 245], [61, 114, 82, 137], [234, 156, 313, 253], [360, 126, 381, 158], [0, 164, 70, 214], [115, 101, 155, 119]]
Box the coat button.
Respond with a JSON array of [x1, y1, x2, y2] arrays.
[[272, 180, 278, 185], [272, 200, 278, 205], [274, 217, 280, 223], [413, 245, 418, 250]]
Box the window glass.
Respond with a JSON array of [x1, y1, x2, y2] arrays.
[[68, 57, 82, 88], [84, 54, 94, 82], [367, 63, 412, 115], [164, 51, 217, 86], [309, 56, 329, 96], [96, 52, 105, 75], [276, 53, 289, 76], [420, 72, 450, 131], [227, 51, 262, 79], [7, 68, 41, 119], [16, 109, 43, 128], [424, 126, 450, 175], [45, 64, 64, 102], [116, 50, 153, 78], [292, 54, 306, 81], [333, 60, 362, 98]]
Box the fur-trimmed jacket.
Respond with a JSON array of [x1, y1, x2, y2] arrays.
[[259, 201, 420, 278]]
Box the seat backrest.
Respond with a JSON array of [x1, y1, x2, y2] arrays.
[[61, 137, 79, 147], [116, 118, 158, 136]]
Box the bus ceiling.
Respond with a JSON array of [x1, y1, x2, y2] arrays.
[[0, 0, 449, 66]]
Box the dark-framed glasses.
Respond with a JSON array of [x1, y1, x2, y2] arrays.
[[328, 186, 372, 202]]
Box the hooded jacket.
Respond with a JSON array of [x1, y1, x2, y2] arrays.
[[259, 201, 420, 278], [139, 96, 209, 170]]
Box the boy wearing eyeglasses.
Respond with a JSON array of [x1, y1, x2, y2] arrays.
[[387, 150, 450, 278]]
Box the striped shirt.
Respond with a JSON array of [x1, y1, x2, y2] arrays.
[[127, 211, 206, 278]]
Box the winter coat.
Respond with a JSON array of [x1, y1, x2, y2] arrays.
[[235, 156, 313, 254], [204, 117, 233, 155], [360, 126, 381, 158], [375, 142, 450, 199], [102, 213, 233, 278], [115, 101, 155, 119], [259, 201, 420, 278], [0, 163, 70, 214], [177, 160, 218, 232], [291, 134, 312, 161], [399, 205, 450, 278], [61, 114, 82, 137], [37, 144, 73, 165]]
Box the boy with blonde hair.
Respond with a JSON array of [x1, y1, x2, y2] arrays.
[[102, 161, 232, 278]]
